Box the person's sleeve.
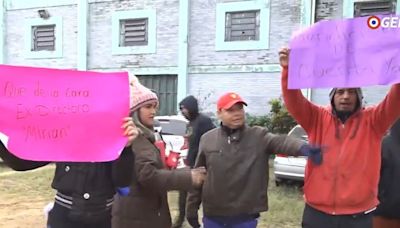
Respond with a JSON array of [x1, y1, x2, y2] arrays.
[[0, 141, 48, 171], [133, 134, 193, 192], [369, 84, 400, 135], [378, 137, 391, 202], [260, 127, 304, 156], [198, 118, 215, 141], [203, 117, 216, 133], [187, 118, 215, 167], [281, 67, 321, 133], [186, 137, 207, 218], [111, 147, 134, 187]]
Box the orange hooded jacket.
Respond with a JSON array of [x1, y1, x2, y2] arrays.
[[281, 67, 400, 215]]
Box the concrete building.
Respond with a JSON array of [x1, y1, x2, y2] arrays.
[[0, 0, 396, 115]]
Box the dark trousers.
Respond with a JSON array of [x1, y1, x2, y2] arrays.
[[302, 204, 373, 228], [47, 203, 111, 228], [203, 215, 258, 228], [373, 216, 400, 228], [177, 190, 187, 219]]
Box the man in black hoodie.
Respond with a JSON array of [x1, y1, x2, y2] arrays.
[[373, 119, 400, 228], [172, 95, 215, 228]]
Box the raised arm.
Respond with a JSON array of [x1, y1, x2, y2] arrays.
[[369, 83, 400, 135], [279, 48, 321, 132]]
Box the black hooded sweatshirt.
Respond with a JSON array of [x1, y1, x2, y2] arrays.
[[375, 119, 400, 219], [179, 96, 215, 167]]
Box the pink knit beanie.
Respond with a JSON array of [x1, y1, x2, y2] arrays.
[[129, 74, 158, 112]]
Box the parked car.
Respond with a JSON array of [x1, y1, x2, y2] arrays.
[[273, 124, 308, 186], [154, 115, 189, 169]]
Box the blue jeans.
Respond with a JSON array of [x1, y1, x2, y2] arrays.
[[203, 215, 258, 228]]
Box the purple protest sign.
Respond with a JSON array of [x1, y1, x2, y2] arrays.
[[288, 15, 400, 89]]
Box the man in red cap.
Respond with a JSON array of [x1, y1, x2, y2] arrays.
[[186, 92, 322, 228]]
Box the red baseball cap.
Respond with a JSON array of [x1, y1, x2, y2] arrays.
[[217, 92, 247, 110]]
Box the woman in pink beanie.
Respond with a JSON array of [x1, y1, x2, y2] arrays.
[[112, 75, 206, 228]]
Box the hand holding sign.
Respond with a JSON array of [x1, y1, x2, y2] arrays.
[[279, 47, 290, 68], [0, 65, 130, 162], [122, 117, 139, 147]]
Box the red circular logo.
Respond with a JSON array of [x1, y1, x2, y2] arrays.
[[367, 16, 380, 29]]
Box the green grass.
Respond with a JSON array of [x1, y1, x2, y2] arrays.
[[0, 163, 305, 228], [0, 165, 55, 197], [262, 183, 304, 227], [0, 163, 11, 173]]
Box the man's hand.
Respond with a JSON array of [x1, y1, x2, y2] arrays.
[[122, 117, 139, 147], [279, 47, 290, 68], [191, 166, 207, 188], [299, 144, 323, 165], [187, 215, 201, 228]]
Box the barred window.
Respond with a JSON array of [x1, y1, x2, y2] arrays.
[[120, 18, 148, 46], [225, 10, 260, 41], [354, 0, 396, 17], [32, 25, 55, 51]]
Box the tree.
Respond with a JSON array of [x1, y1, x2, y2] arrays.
[[247, 97, 297, 134]]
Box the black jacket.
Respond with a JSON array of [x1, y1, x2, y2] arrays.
[[0, 141, 132, 191], [179, 96, 215, 167], [50, 148, 133, 197], [375, 119, 400, 219], [0, 141, 133, 222]]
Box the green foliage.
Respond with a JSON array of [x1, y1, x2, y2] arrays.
[[247, 97, 297, 134]]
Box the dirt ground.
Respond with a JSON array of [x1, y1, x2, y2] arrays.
[[0, 189, 191, 228], [0, 168, 53, 227], [0, 164, 301, 228], [0, 195, 49, 227], [0, 167, 193, 228]]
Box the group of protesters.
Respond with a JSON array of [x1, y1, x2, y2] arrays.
[[0, 48, 399, 228]]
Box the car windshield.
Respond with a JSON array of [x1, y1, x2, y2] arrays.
[[157, 119, 187, 136]]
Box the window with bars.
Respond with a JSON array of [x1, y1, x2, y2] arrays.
[[137, 75, 178, 115], [31, 25, 55, 51], [119, 18, 148, 47], [225, 10, 260, 42], [354, 0, 396, 17]]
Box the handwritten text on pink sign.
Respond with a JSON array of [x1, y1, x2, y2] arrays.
[[0, 65, 129, 162]]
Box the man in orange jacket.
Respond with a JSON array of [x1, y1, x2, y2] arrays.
[[279, 48, 400, 228]]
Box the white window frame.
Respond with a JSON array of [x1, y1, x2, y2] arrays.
[[215, 1, 270, 51], [343, 0, 400, 18], [24, 17, 63, 59], [112, 9, 156, 55]]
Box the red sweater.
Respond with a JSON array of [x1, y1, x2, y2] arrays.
[[281, 67, 400, 215]]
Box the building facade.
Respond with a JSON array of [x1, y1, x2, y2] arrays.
[[0, 0, 395, 115]]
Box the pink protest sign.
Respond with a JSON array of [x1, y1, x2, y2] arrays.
[[0, 64, 129, 162], [288, 15, 400, 89]]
